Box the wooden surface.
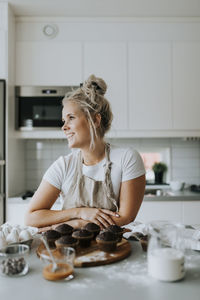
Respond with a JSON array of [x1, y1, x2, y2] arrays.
[[36, 238, 132, 268]]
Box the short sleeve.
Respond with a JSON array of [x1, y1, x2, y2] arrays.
[[121, 148, 146, 182], [43, 156, 66, 190]]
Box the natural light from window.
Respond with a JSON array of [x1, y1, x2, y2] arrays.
[[139, 147, 170, 183]]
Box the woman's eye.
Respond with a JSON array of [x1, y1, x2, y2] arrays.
[[69, 116, 75, 120]]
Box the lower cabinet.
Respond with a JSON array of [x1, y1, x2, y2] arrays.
[[136, 200, 200, 225], [135, 201, 182, 223], [182, 201, 200, 225], [6, 200, 62, 226]]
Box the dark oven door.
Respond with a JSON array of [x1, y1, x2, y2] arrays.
[[18, 96, 63, 128]]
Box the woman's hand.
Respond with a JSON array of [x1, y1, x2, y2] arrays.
[[79, 207, 119, 229]]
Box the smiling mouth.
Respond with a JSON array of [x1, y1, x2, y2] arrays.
[[66, 133, 74, 139]]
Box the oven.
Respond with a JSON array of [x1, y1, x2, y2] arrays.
[[16, 86, 78, 130]]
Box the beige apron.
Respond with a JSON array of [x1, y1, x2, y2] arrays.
[[62, 143, 118, 212]]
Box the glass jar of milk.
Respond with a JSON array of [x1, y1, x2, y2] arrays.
[[147, 221, 185, 282]]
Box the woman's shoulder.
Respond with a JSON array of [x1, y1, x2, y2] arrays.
[[109, 144, 139, 159], [56, 149, 80, 167]]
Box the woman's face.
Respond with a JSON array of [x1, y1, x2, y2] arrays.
[[62, 102, 91, 149]]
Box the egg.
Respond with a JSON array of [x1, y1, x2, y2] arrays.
[[0, 231, 7, 248], [19, 229, 32, 241], [2, 226, 11, 237], [6, 228, 19, 244]]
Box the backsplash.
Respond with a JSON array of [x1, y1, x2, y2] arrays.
[[25, 138, 200, 192]]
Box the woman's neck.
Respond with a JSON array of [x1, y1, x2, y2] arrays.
[[81, 140, 106, 166]]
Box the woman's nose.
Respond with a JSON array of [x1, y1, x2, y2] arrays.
[[62, 121, 69, 131]]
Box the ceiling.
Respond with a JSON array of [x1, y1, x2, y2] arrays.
[[2, 0, 200, 17]]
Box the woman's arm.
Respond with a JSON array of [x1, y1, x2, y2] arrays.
[[111, 174, 146, 226], [25, 180, 82, 228], [25, 179, 118, 228]]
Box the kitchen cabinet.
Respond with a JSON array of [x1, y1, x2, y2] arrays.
[[182, 201, 200, 225], [15, 41, 82, 85], [136, 201, 182, 223], [0, 29, 7, 79], [128, 42, 172, 130], [83, 42, 128, 130], [7, 199, 62, 225], [172, 42, 200, 130]]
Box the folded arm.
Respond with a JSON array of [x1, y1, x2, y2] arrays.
[[25, 180, 118, 229], [111, 174, 146, 226]]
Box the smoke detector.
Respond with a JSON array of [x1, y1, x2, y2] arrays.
[[43, 24, 58, 39]]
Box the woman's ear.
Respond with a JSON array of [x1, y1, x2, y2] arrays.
[[94, 113, 101, 128]]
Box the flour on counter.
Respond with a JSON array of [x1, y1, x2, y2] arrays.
[[69, 254, 151, 290], [75, 251, 106, 263]]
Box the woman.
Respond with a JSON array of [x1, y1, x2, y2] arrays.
[[25, 75, 146, 230]]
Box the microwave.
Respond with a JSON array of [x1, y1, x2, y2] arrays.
[[16, 86, 78, 130]]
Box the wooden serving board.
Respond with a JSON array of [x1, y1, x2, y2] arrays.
[[36, 238, 131, 268]]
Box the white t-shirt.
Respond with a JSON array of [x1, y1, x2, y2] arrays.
[[43, 144, 145, 201]]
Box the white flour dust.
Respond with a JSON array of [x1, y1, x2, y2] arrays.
[[68, 255, 151, 290], [75, 251, 106, 263]]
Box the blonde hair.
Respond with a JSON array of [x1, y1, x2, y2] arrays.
[[62, 74, 113, 149]]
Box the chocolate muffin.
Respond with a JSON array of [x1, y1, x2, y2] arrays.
[[83, 223, 100, 239], [43, 230, 61, 249], [72, 229, 93, 248], [106, 225, 124, 242], [96, 231, 118, 252], [55, 224, 73, 236], [55, 235, 78, 249]]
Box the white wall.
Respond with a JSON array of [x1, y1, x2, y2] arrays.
[[19, 138, 200, 194]]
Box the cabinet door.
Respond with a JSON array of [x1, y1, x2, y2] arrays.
[[83, 42, 127, 130], [136, 201, 182, 223], [182, 201, 200, 225], [173, 42, 200, 130], [129, 42, 172, 130], [0, 29, 6, 78], [16, 41, 82, 85]]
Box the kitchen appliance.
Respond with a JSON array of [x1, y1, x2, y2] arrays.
[[0, 79, 6, 224], [16, 86, 78, 130], [190, 184, 200, 193]]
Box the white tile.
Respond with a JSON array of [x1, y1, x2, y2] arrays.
[[26, 140, 37, 150], [172, 147, 200, 158], [172, 158, 200, 168]]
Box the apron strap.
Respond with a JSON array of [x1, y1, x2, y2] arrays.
[[104, 143, 119, 211]]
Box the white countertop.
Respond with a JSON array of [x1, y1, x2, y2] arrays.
[[8, 188, 200, 206], [1, 239, 200, 300]]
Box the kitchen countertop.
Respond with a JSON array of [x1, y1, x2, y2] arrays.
[[144, 189, 200, 201], [8, 189, 200, 205], [1, 238, 200, 300]]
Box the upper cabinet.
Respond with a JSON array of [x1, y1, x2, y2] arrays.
[[0, 29, 7, 78], [83, 42, 127, 130], [172, 42, 200, 130], [16, 41, 82, 85], [15, 20, 200, 138], [129, 42, 172, 130]]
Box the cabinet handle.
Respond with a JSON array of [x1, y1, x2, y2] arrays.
[[0, 160, 5, 197]]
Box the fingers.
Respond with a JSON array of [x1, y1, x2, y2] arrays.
[[96, 215, 111, 228], [101, 209, 120, 218], [98, 212, 115, 226], [91, 219, 104, 230]]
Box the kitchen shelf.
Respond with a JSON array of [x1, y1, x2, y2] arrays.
[[15, 129, 200, 139]]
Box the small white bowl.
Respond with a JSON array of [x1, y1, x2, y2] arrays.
[[170, 181, 185, 191]]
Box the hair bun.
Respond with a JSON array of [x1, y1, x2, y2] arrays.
[[83, 74, 107, 96]]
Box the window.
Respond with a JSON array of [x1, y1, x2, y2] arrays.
[[139, 147, 170, 183]]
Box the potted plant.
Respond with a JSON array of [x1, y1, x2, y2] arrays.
[[152, 162, 168, 184]]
